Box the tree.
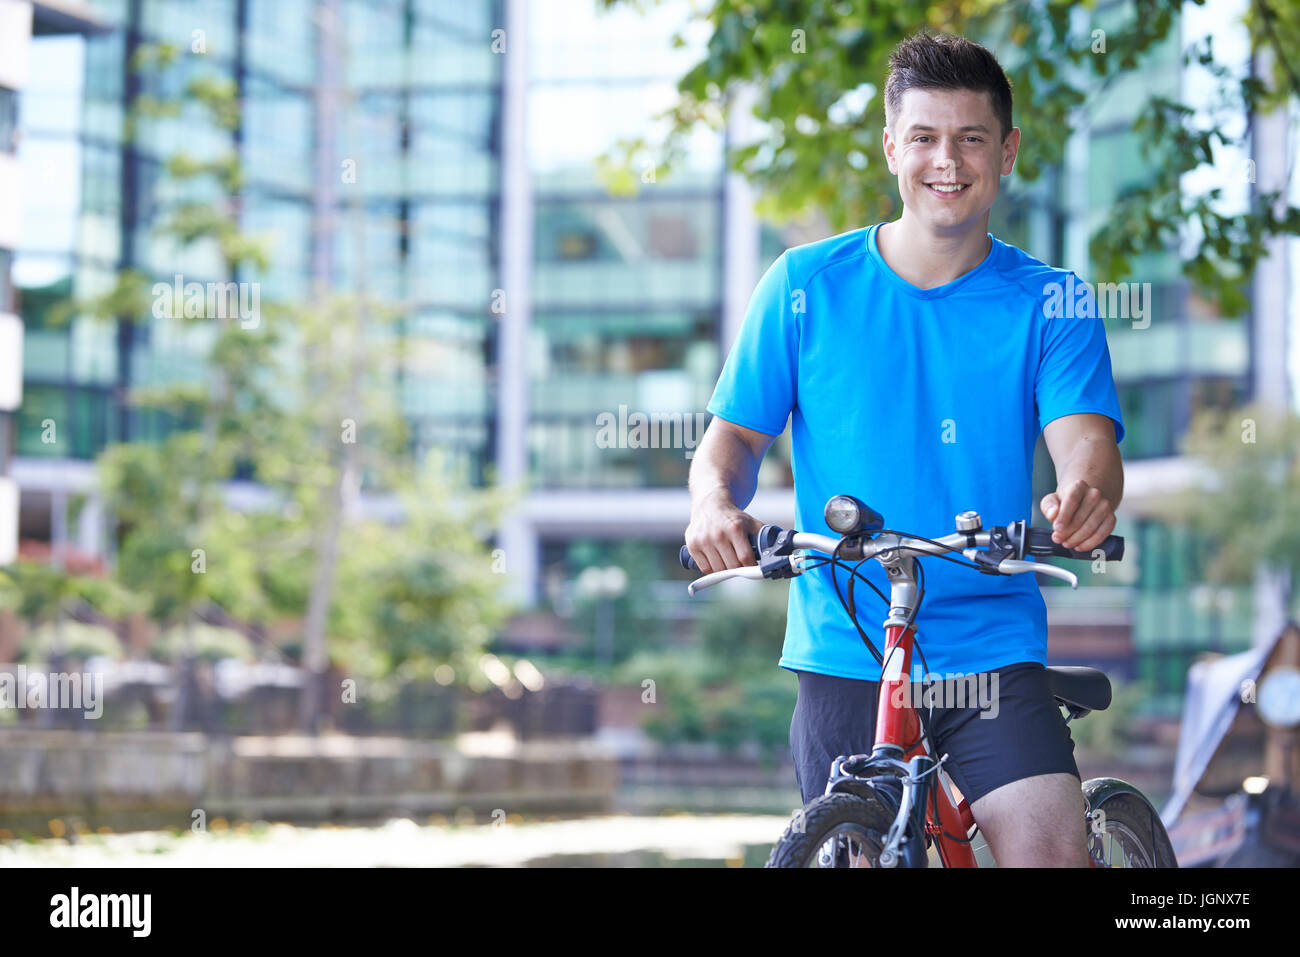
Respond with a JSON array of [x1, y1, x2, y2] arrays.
[[1154, 403, 1300, 619], [0, 562, 133, 726], [598, 0, 1300, 314], [90, 41, 277, 729], [329, 455, 516, 682], [41, 39, 513, 731]]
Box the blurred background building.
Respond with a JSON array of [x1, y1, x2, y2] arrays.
[[1, 0, 1296, 721], [1, 1, 111, 567]]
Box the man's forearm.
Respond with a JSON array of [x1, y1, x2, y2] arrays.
[[1055, 433, 1123, 509], [689, 427, 762, 512]]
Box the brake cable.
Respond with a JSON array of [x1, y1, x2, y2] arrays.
[[811, 548, 981, 856], [775, 526, 991, 860]]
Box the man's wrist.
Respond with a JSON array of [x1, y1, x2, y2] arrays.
[[690, 484, 736, 511]]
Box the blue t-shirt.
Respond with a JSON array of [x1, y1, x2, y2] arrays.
[[706, 223, 1124, 681]]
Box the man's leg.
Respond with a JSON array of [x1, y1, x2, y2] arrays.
[[787, 670, 883, 867], [970, 772, 1090, 867], [932, 663, 1089, 867], [788, 670, 879, 806]]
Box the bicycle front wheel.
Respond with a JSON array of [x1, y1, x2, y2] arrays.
[[1085, 785, 1179, 868], [765, 792, 927, 868]]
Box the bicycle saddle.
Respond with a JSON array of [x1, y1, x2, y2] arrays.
[[1045, 666, 1112, 718]]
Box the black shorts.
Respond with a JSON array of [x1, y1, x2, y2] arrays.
[[787, 662, 1080, 807]]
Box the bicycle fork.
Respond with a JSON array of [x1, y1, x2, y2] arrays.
[[879, 753, 944, 867]]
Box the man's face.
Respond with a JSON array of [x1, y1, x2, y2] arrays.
[[883, 87, 1019, 233]]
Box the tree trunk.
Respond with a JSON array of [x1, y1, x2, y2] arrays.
[[169, 608, 196, 731], [298, 0, 366, 733], [297, 447, 356, 733], [37, 604, 65, 729]]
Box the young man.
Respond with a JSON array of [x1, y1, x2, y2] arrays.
[[684, 33, 1124, 867]]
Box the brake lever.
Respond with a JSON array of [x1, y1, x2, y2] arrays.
[[687, 565, 764, 597], [995, 558, 1078, 589], [686, 552, 808, 597]]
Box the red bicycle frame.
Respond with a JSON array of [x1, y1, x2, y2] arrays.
[[872, 621, 1103, 868], [874, 622, 979, 867]]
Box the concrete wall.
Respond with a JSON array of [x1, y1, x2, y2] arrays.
[[0, 730, 619, 833]]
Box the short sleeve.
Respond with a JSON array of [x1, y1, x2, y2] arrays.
[[706, 252, 798, 436], [1035, 276, 1125, 443]]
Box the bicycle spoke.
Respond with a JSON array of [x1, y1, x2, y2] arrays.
[[809, 821, 881, 868], [849, 837, 867, 868], [1091, 814, 1153, 869]]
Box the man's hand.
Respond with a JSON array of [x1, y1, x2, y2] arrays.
[[685, 417, 774, 574], [684, 487, 765, 575], [1040, 413, 1123, 553], [1040, 480, 1115, 552]]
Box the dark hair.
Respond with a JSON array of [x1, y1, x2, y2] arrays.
[[884, 33, 1013, 140]]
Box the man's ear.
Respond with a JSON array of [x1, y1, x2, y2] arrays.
[[882, 126, 898, 175], [1000, 126, 1021, 177]]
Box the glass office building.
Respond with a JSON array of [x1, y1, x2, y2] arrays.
[[2, 0, 111, 565], [11, 0, 503, 534], [6, 0, 1296, 716], [1059, 0, 1282, 713]]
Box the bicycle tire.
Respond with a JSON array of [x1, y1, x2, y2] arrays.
[[1085, 789, 1179, 868], [765, 791, 928, 868]]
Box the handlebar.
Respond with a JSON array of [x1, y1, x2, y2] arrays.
[[1022, 526, 1123, 562], [680, 505, 1123, 596], [679, 538, 757, 572]]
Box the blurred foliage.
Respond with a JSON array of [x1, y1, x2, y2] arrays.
[[92, 286, 516, 681], [612, 582, 796, 753], [22, 620, 125, 663], [153, 623, 256, 664], [622, 651, 798, 755], [600, 0, 1300, 315], [1066, 677, 1148, 759], [43, 269, 155, 329], [329, 458, 517, 681], [695, 580, 791, 675], [0, 562, 137, 625], [1151, 403, 1300, 599]]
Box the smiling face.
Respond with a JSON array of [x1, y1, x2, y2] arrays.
[[883, 87, 1020, 235]]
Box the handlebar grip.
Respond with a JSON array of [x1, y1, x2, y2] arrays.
[[680, 533, 762, 571], [1025, 527, 1124, 562]]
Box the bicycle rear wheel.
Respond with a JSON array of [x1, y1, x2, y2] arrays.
[[765, 792, 927, 868], [1085, 786, 1178, 868]]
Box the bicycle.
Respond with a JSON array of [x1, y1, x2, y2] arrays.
[[680, 494, 1178, 868]]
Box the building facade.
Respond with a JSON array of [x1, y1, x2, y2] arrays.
[[5, 0, 1297, 717], [1, 0, 108, 568]]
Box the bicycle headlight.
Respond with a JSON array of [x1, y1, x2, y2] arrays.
[[824, 495, 883, 535]]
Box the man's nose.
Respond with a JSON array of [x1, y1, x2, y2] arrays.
[[935, 144, 959, 181]]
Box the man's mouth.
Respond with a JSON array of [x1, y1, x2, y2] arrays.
[[926, 183, 970, 194]]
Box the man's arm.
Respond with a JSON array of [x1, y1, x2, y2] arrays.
[[684, 417, 777, 574], [1040, 412, 1124, 552]]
